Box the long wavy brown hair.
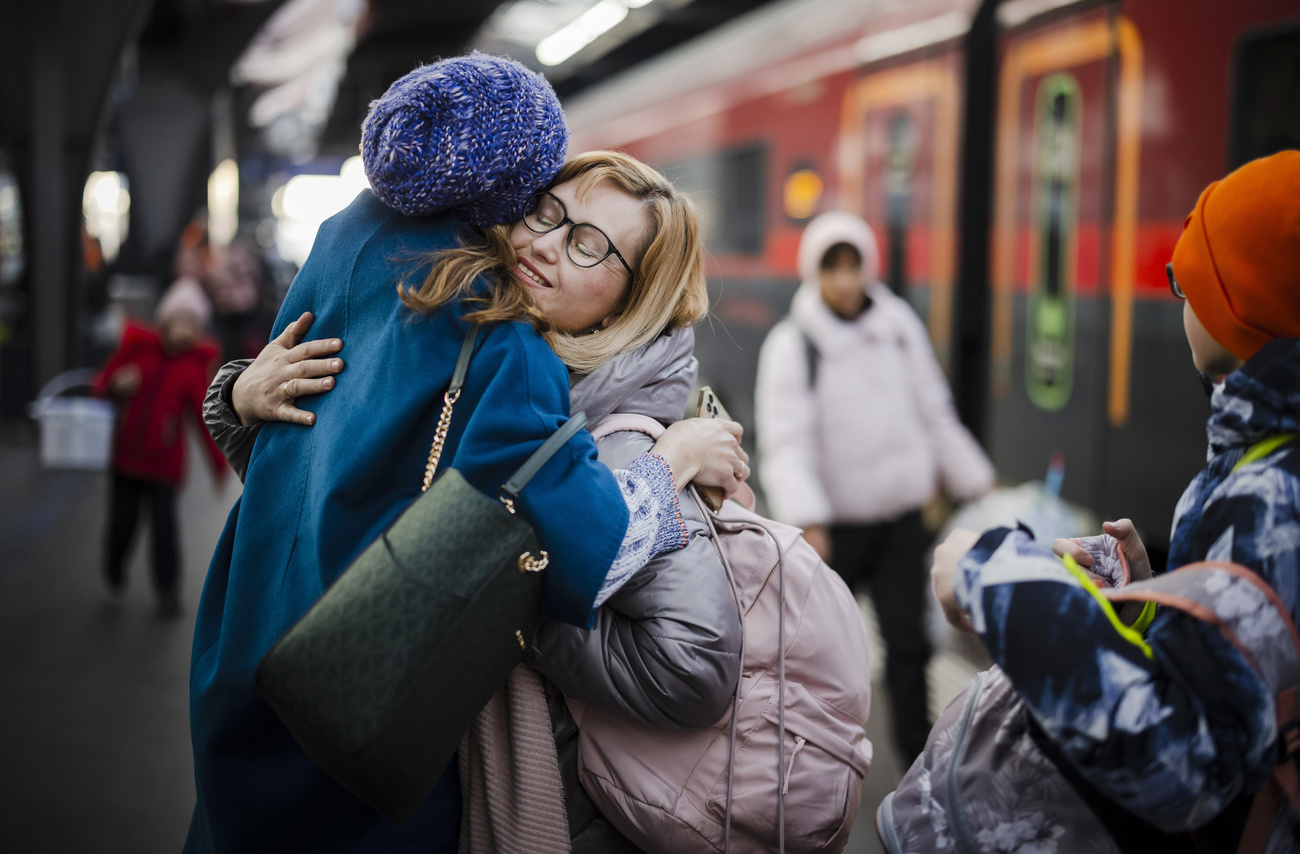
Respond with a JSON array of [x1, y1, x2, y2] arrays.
[[400, 150, 707, 374]]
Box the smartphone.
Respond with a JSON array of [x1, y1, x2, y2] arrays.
[[693, 386, 730, 512]]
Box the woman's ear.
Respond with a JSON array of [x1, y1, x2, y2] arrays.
[[599, 311, 622, 330]]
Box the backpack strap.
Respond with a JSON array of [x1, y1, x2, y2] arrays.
[[1105, 562, 1300, 854], [801, 331, 820, 389], [1231, 433, 1298, 475], [587, 412, 665, 442], [692, 495, 791, 854]]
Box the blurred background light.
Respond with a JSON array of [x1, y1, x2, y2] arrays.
[[207, 159, 240, 249], [0, 169, 24, 287], [783, 168, 823, 221], [274, 156, 369, 266], [82, 172, 130, 266], [538, 0, 632, 66], [232, 0, 367, 162], [479, 0, 674, 75]]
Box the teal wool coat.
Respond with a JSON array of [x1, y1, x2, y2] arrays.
[[185, 191, 630, 853]]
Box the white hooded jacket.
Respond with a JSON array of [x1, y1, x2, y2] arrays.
[[755, 213, 994, 527]]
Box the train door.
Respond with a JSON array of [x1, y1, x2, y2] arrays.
[[839, 53, 962, 371], [985, 5, 1140, 516]]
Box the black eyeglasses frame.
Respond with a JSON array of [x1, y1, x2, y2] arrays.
[[1166, 262, 1186, 300], [522, 191, 634, 276]]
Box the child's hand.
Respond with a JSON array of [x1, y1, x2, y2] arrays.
[[1054, 519, 1152, 625], [1051, 536, 1120, 589], [931, 528, 981, 634], [1102, 518, 1153, 583], [109, 364, 142, 398]]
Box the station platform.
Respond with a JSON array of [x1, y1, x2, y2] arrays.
[[0, 426, 982, 854]]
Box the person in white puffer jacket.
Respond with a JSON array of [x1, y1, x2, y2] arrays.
[[754, 210, 994, 763]]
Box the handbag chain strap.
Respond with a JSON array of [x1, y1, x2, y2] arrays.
[[417, 323, 591, 515], [421, 325, 483, 492]]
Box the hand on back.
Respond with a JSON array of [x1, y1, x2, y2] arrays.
[[231, 312, 344, 427]]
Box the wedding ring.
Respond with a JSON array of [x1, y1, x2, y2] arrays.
[[735, 463, 749, 480], [282, 382, 295, 401]]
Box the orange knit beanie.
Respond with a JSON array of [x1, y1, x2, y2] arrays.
[[1171, 150, 1300, 361]]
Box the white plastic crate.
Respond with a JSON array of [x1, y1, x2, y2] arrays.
[[30, 369, 116, 471]]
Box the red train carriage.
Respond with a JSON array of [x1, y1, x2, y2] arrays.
[[564, 0, 1300, 556]]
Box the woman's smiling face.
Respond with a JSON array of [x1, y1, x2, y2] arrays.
[[510, 177, 651, 334]]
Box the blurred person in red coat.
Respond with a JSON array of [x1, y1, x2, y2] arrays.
[[93, 276, 228, 617]]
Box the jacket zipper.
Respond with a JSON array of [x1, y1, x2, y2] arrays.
[[946, 669, 986, 854]]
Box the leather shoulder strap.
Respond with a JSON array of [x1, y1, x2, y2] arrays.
[[450, 323, 481, 396], [500, 411, 589, 505]]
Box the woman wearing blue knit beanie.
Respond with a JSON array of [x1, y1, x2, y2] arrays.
[[186, 55, 747, 854]]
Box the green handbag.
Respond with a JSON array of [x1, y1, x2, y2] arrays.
[[256, 324, 589, 824]]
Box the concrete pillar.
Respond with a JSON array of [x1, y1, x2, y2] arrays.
[[31, 23, 68, 389]]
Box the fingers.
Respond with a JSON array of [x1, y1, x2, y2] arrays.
[[274, 401, 318, 427], [289, 336, 344, 363], [718, 418, 744, 441], [1082, 571, 1108, 589], [281, 376, 337, 399], [1051, 536, 1093, 566], [290, 357, 345, 380], [1103, 518, 1136, 541], [274, 312, 315, 348]]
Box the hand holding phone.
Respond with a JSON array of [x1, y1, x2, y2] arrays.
[[694, 386, 733, 511]]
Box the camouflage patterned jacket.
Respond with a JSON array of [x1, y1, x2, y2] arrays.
[[953, 337, 1300, 842]]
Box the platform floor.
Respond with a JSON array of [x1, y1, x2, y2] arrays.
[[0, 427, 979, 853]]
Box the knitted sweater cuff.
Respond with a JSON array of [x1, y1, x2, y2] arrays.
[[629, 453, 690, 558], [591, 454, 689, 608]]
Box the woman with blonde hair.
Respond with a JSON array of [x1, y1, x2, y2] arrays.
[[202, 145, 746, 854]]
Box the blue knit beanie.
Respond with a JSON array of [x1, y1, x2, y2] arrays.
[[361, 53, 569, 227]]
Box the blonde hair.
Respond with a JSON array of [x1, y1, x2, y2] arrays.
[[400, 150, 707, 374]]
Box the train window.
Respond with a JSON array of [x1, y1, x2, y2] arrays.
[[1026, 72, 1080, 412], [1231, 24, 1300, 169], [661, 143, 767, 256], [884, 111, 918, 297]]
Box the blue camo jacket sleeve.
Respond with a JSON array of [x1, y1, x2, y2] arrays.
[[953, 527, 1276, 833]]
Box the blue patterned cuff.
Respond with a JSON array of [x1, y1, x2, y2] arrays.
[[628, 453, 689, 558], [592, 454, 689, 608]]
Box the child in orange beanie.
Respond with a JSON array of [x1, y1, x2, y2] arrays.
[[911, 150, 1300, 851]]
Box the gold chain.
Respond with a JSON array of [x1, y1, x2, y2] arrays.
[[421, 388, 462, 492], [517, 550, 549, 573]]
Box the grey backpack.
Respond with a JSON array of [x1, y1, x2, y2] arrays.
[[876, 561, 1300, 854]]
